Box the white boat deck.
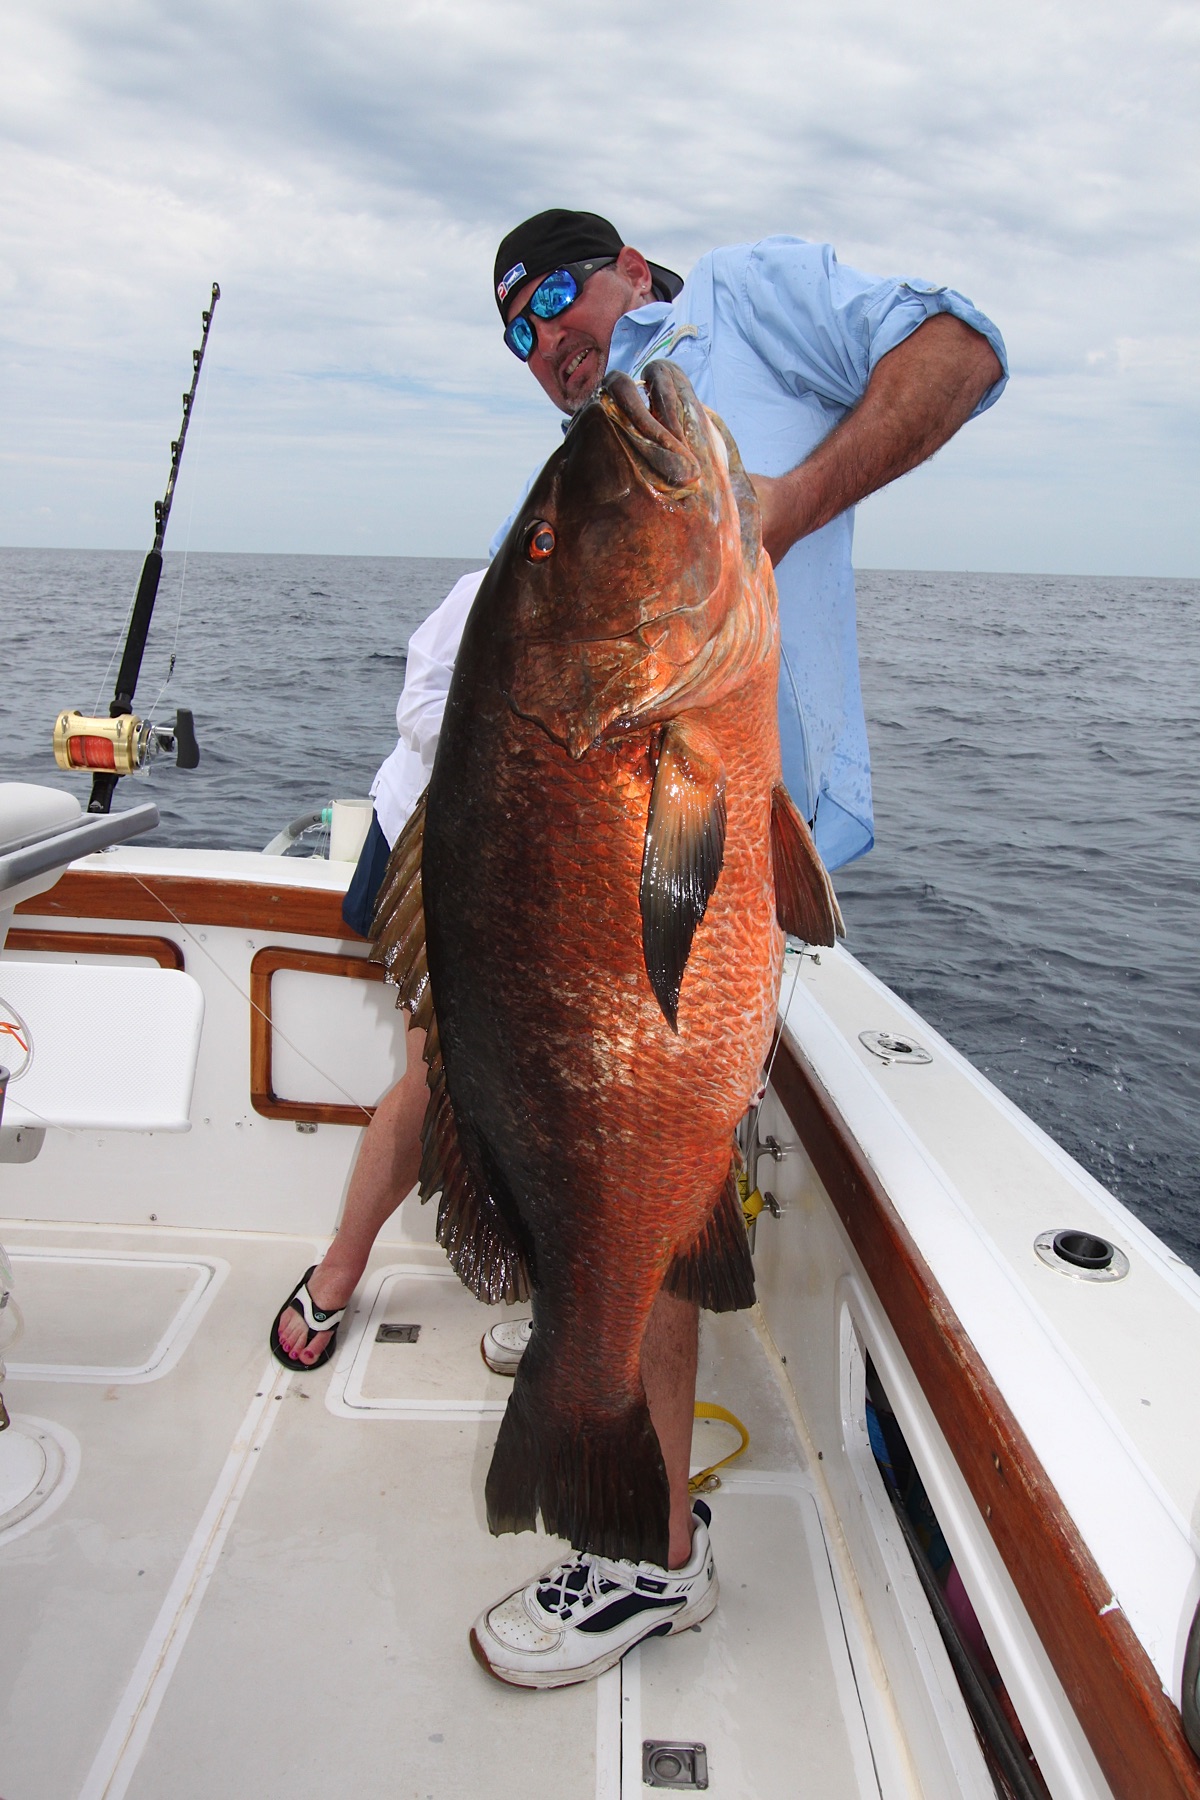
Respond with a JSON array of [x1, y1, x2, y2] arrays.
[[0, 1222, 881, 1800], [7, 842, 1200, 1798]]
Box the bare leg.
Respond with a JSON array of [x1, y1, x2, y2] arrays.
[[276, 1024, 426, 1364], [641, 1288, 699, 1568]]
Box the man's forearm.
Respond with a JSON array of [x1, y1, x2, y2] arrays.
[[751, 314, 1003, 565]]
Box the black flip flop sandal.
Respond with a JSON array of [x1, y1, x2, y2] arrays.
[[269, 1265, 347, 1371]]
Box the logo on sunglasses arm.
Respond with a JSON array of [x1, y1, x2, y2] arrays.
[[497, 262, 526, 303]]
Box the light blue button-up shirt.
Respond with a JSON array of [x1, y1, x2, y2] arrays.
[[492, 236, 1008, 870]]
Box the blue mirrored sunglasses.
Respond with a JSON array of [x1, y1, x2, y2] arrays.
[[502, 257, 618, 361]]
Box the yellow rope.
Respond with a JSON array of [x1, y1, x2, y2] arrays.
[[689, 1401, 750, 1494]]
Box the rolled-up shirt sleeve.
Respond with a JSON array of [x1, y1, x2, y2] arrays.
[[739, 236, 1008, 417], [392, 574, 482, 770]]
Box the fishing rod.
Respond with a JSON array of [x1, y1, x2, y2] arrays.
[[53, 283, 220, 813]]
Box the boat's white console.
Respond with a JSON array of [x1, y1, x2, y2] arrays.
[[0, 784, 204, 1151], [0, 782, 160, 948]]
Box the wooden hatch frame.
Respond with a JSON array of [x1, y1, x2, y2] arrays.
[[248, 945, 384, 1126], [19, 865, 1200, 1798], [5, 927, 185, 969]]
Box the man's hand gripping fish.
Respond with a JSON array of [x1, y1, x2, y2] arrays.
[[370, 361, 843, 1567]]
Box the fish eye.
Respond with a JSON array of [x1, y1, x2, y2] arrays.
[[526, 521, 556, 561]]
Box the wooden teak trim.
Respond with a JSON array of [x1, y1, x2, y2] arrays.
[[17, 868, 350, 940], [770, 1028, 1200, 1800], [249, 945, 384, 1126], [5, 927, 185, 970]]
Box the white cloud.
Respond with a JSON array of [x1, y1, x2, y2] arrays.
[[0, 0, 1196, 571]]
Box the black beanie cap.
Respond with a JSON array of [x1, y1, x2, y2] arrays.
[[493, 209, 683, 317]]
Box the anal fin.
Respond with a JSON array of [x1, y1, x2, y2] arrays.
[[664, 1160, 755, 1312], [771, 783, 845, 945]]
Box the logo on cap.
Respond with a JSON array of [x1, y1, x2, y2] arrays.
[[496, 262, 526, 303]]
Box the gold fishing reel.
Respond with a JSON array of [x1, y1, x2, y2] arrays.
[[53, 709, 199, 776], [53, 711, 143, 774]]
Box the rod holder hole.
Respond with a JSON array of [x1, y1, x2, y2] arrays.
[[1052, 1230, 1114, 1271], [1034, 1229, 1129, 1282]]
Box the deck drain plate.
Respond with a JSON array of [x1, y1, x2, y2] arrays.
[[643, 1741, 708, 1789], [859, 1030, 932, 1066]]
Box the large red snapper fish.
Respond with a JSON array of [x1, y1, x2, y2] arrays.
[[371, 360, 842, 1567]]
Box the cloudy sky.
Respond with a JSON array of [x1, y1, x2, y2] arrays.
[[1, 0, 1196, 574]]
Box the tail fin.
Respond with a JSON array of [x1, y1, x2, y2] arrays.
[[485, 1341, 670, 1566]]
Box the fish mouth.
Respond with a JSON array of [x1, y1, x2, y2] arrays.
[[597, 362, 702, 491]]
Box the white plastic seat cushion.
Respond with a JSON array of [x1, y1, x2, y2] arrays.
[[0, 784, 81, 857], [0, 963, 204, 1131]]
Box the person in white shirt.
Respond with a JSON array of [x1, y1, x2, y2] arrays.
[[368, 571, 485, 855]]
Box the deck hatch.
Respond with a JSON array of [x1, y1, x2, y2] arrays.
[[375, 1322, 421, 1343], [3, 1250, 226, 1382]]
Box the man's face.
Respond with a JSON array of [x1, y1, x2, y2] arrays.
[[504, 246, 653, 414]]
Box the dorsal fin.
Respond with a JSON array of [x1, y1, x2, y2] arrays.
[[369, 791, 429, 1004], [419, 1070, 531, 1304], [770, 783, 845, 945], [640, 719, 727, 1031], [369, 793, 531, 1303]]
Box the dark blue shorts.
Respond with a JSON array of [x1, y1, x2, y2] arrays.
[[341, 811, 393, 940]]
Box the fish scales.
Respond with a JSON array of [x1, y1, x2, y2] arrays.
[[375, 361, 841, 1564]]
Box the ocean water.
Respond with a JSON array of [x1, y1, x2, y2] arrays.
[[841, 569, 1198, 1268], [2, 549, 1197, 1267]]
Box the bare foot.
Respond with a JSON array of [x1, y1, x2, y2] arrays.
[[275, 1260, 359, 1366]]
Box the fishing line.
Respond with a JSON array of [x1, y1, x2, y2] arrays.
[[144, 348, 212, 725], [92, 576, 142, 718], [775, 635, 816, 819], [756, 634, 824, 1096], [761, 937, 806, 1100], [125, 875, 375, 1120]]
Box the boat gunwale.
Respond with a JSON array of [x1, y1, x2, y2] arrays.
[[770, 1025, 1200, 1800], [15, 863, 351, 938]]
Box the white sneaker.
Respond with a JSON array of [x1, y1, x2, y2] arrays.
[[480, 1316, 532, 1375], [469, 1501, 717, 1689]]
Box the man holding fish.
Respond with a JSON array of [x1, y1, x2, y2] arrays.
[[271, 209, 1006, 1690]]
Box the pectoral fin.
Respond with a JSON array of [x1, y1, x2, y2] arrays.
[[640, 720, 727, 1031], [771, 783, 845, 945]]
